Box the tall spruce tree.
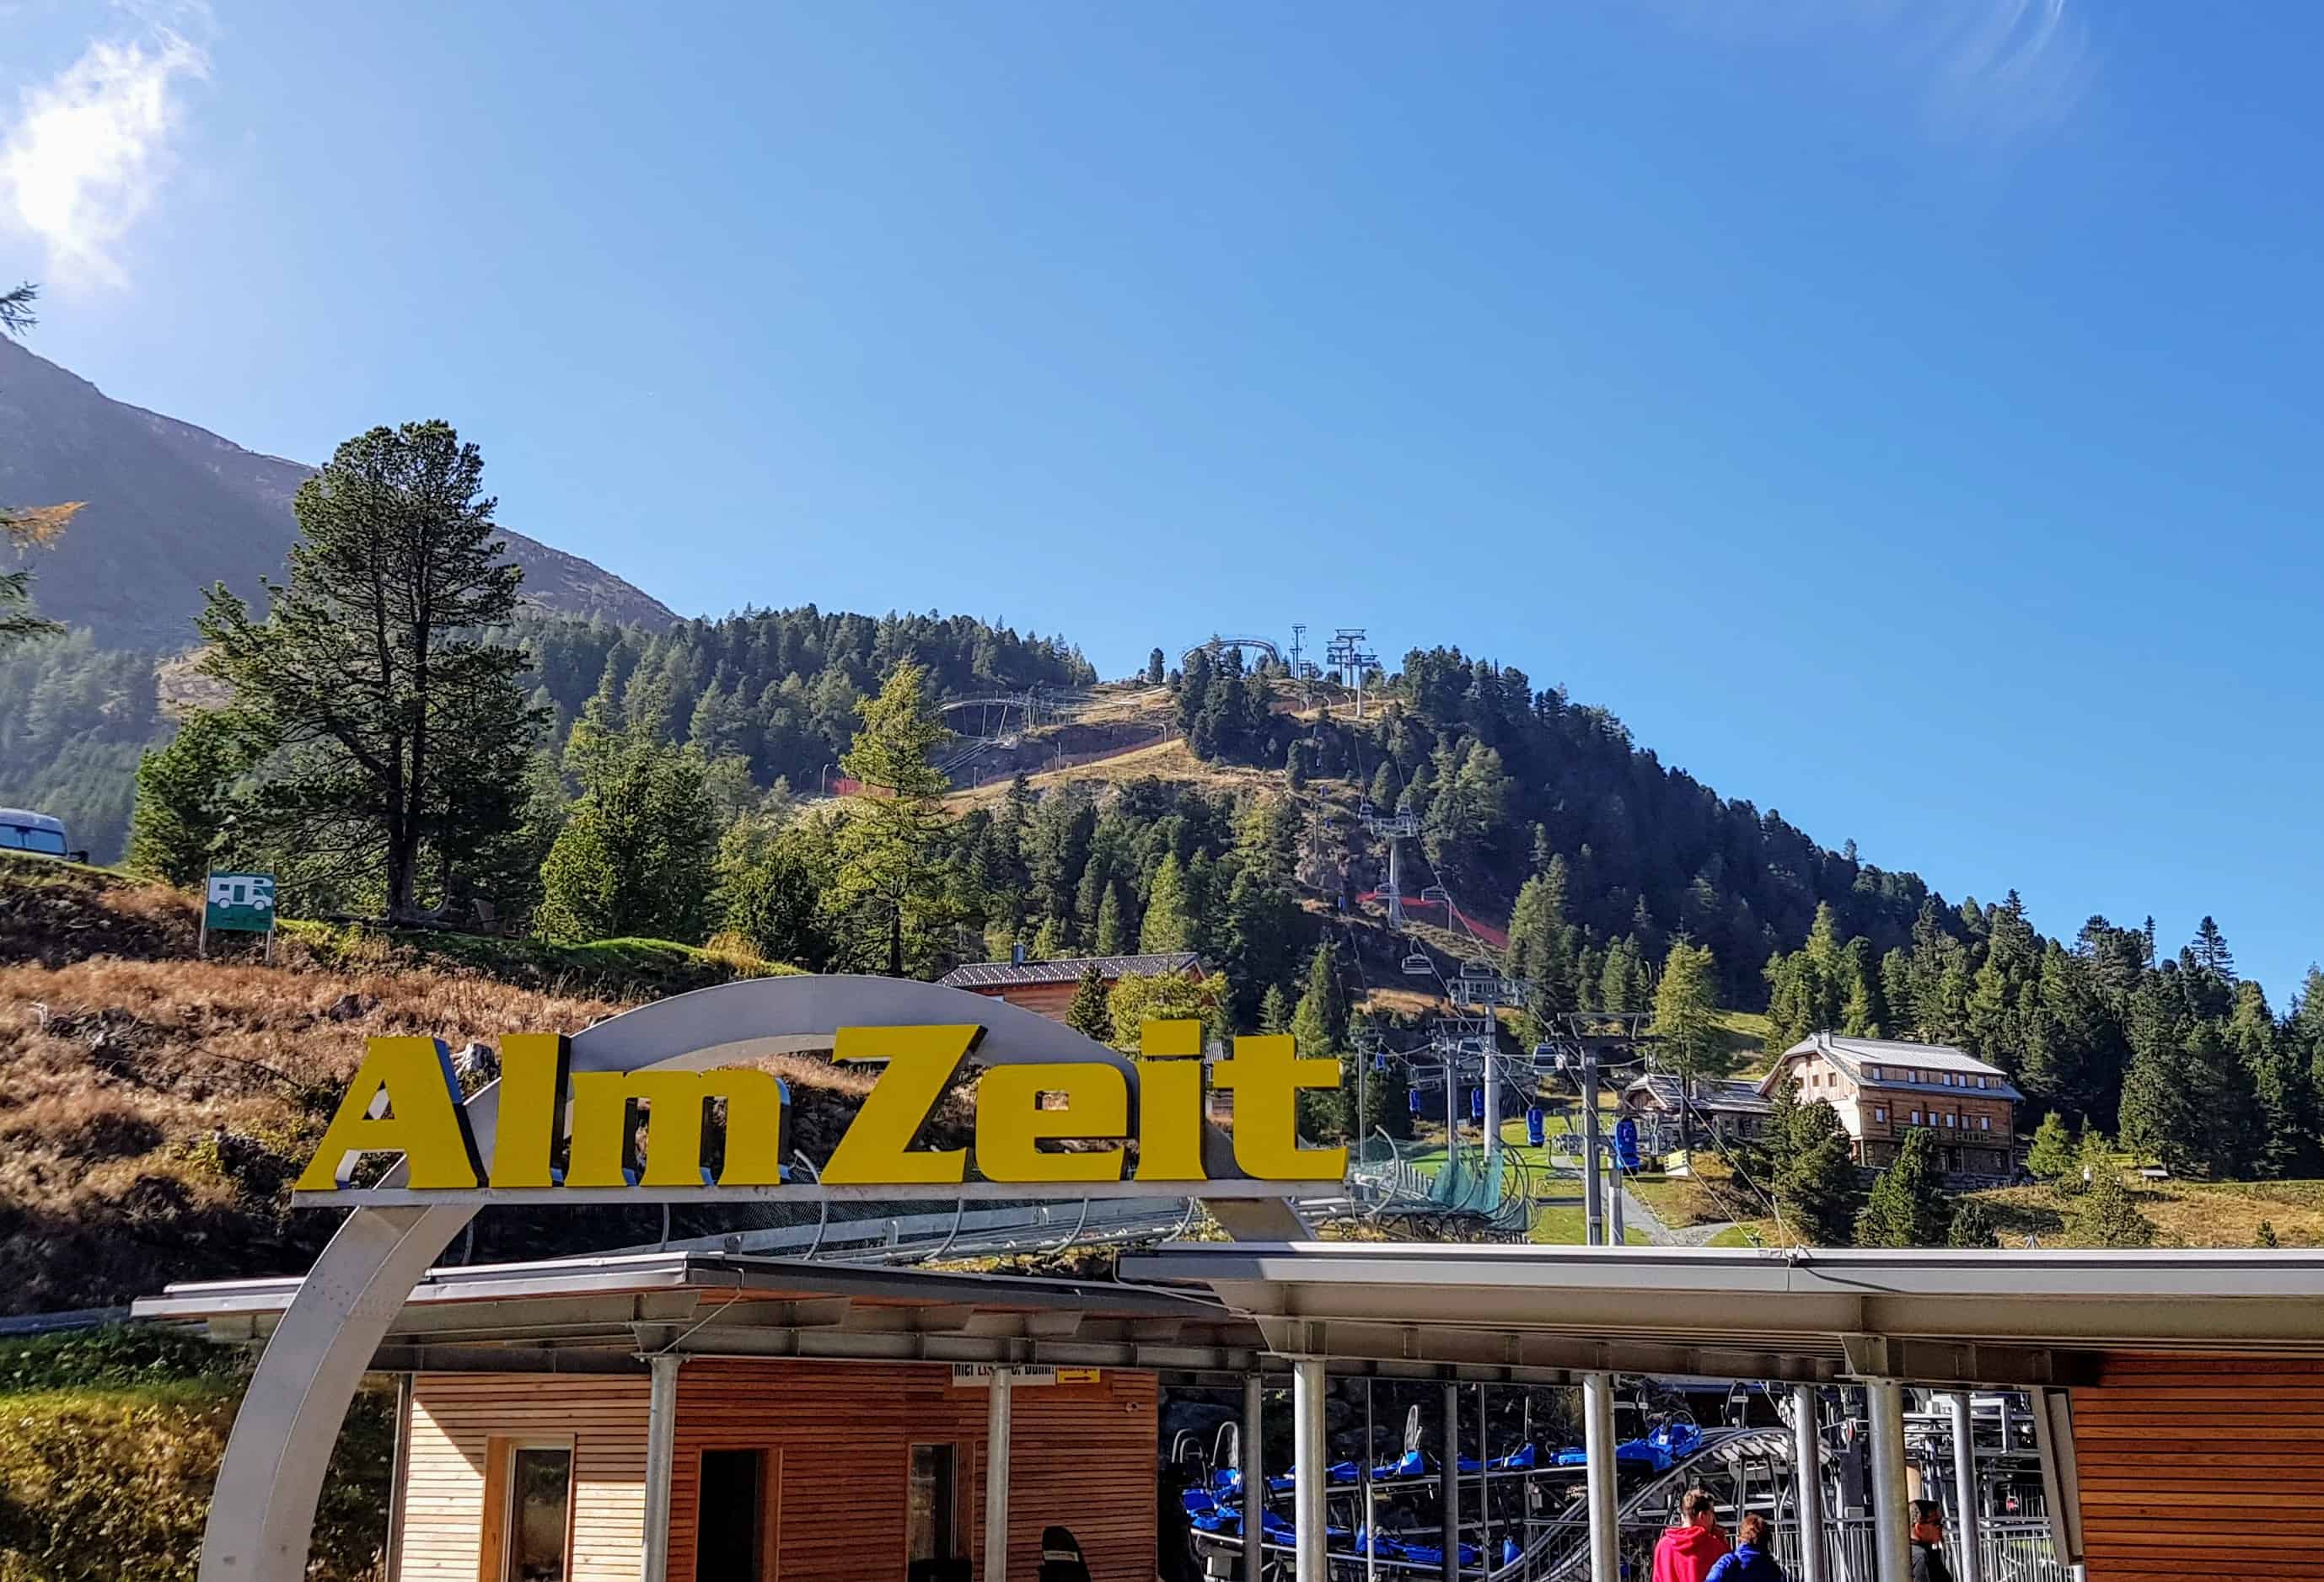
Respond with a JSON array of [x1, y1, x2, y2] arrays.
[[1291, 941, 1350, 1061], [822, 662, 962, 976], [196, 421, 539, 918], [1774, 1097, 1860, 1246], [1854, 1128, 1951, 1247], [1140, 853, 1197, 953], [536, 717, 719, 944], [1065, 963, 1113, 1043]]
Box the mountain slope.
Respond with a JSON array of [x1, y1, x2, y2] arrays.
[[0, 339, 678, 647]]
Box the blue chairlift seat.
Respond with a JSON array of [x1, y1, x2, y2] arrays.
[[1526, 1107, 1546, 1147]]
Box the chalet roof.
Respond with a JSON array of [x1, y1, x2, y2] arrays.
[[939, 952, 1201, 989], [1762, 1033, 2023, 1102], [1622, 1074, 1772, 1115]]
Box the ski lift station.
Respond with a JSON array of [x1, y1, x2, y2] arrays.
[[129, 973, 2324, 1582]]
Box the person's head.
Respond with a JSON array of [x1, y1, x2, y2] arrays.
[[1910, 1500, 1945, 1543], [1737, 1515, 1769, 1551], [1682, 1489, 1719, 1530]]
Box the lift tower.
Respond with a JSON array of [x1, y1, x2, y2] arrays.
[[1326, 629, 1380, 719]]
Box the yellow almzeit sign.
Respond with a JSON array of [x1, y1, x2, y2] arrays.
[[294, 1020, 1344, 1199]]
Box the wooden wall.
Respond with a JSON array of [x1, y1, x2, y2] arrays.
[[2073, 1352, 2324, 1580], [668, 1359, 1157, 1582], [398, 1362, 1157, 1582], [403, 1374, 652, 1582]]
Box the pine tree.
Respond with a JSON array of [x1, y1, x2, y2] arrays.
[[2026, 1112, 2075, 1189], [822, 662, 963, 976], [1066, 963, 1113, 1043], [2257, 1220, 2281, 1248], [1031, 913, 1070, 959], [1367, 761, 1397, 812], [2189, 916, 2236, 981], [715, 814, 835, 971], [1291, 942, 1350, 1062], [2065, 1167, 2155, 1248], [1774, 1099, 1860, 1246], [1946, 1199, 2000, 1248], [1854, 1128, 1951, 1247], [1651, 940, 1725, 1097], [1140, 853, 1197, 953], [126, 709, 255, 886], [1146, 648, 1167, 686], [1258, 983, 1293, 1036], [196, 421, 540, 919], [537, 726, 720, 945], [1093, 884, 1129, 956]]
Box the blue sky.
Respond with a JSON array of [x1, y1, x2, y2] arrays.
[[6, 2, 2322, 997]]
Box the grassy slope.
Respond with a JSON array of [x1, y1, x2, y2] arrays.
[[0, 855, 869, 1313], [1973, 1176, 2324, 1247]]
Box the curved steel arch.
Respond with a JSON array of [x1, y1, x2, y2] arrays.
[[197, 975, 1298, 1582], [1178, 635, 1283, 670]]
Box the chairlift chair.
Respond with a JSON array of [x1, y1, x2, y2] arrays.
[[1400, 952, 1434, 975], [1420, 885, 1450, 904]]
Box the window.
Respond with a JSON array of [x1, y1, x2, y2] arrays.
[[1874, 1107, 1887, 1123], [502, 1446, 572, 1582], [1944, 1113, 1956, 1128], [1908, 1111, 1920, 1125], [697, 1451, 768, 1582], [1977, 1076, 1988, 1089], [1978, 1116, 1989, 1131], [1865, 1065, 1881, 1081], [909, 1444, 959, 1564], [0, 824, 65, 855]]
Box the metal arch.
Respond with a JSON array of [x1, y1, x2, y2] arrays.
[[1178, 635, 1283, 670], [195, 973, 1304, 1582], [794, 1151, 830, 1258]]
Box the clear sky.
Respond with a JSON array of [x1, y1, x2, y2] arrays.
[[6, 3, 2321, 997]]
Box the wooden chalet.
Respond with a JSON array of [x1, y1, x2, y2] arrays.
[[937, 952, 1203, 1022], [1758, 1032, 2021, 1182], [1618, 1074, 1774, 1149]]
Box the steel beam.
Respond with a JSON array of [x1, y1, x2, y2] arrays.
[[1581, 1371, 1619, 1582], [1865, 1381, 1912, 1582], [1243, 1376, 1265, 1582], [641, 1354, 679, 1582], [1293, 1360, 1328, 1582], [985, 1365, 1014, 1582], [1790, 1383, 1828, 1582], [1440, 1380, 1460, 1582]]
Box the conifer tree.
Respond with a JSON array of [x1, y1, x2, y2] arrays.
[[822, 662, 962, 976], [1651, 939, 1725, 1102], [1258, 983, 1293, 1036], [197, 421, 539, 919], [1066, 963, 1112, 1043], [1774, 1098, 1860, 1246], [1946, 1199, 2000, 1248], [1140, 852, 1196, 953], [1291, 941, 1350, 1061], [126, 709, 256, 886], [537, 722, 719, 944], [1854, 1128, 1951, 1247], [1031, 913, 1070, 959], [2065, 1167, 2155, 1248], [715, 813, 835, 970], [2026, 1112, 2075, 1189], [1146, 648, 1167, 686], [1093, 884, 1129, 956]]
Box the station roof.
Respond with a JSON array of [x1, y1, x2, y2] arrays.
[[1120, 1242, 2324, 1388], [134, 1249, 1269, 1380], [1768, 1034, 2022, 1101], [939, 952, 1201, 989]]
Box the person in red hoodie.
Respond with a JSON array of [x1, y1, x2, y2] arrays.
[[1651, 1489, 1732, 1582]]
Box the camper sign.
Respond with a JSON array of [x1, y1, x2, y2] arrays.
[[293, 1019, 1344, 1204]]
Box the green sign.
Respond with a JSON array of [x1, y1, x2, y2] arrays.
[[204, 872, 277, 934]]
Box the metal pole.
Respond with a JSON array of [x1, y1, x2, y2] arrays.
[[1244, 1375, 1266, 1582], [1581, 1372, 1619, 1582], [1949, 1393, 1983, 1582], [1581, 1047, 1605, 1247], [383, 1374, 413, 1582], [1607, 1151, 1625, 1245], [1790, 1384, 1828, 1582], [985, 1365, 1015, 1582], [1441, 1380, 1462, 1582], [641, 1354, 680, 1582], [1865, 1381, 1912, 1582], [1477, 1383, 1491, 1570], [1294, 1360, 1328, 1582], [1361, 1381, 1378, 1582], [1483, 1052, 1501, 1179]]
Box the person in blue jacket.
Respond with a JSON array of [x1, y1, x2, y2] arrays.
[[1704, 1514, 1787, 1582]]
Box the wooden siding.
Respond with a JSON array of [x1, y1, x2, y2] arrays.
[[668, 1359, 1157, 1582], [2074, 1353, 2324, 1579], [401, 1374, 651, 1582]]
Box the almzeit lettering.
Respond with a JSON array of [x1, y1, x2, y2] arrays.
[[294, 1020, 1344, 1194]]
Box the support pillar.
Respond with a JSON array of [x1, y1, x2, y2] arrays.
[[1243, 1375, 1266, 1582], [1482, 1048, 1502, 1177], [1948, 1393, 1983, 1582], [1360, 1381, 1377, 1582], [1865, 1381, 1912, 1582], [642, 1354, 680, 1582], [1790, 1384, 1828, 1582], [1581, 1372, 1619, 1582], [1581, 1050, 1605, 1246], [985, 1365, 1015, 1582], [1293, 1360, 1328, 1582], [383, 1374, 413, 1582], [1440, 1381, 1461, 1582]]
